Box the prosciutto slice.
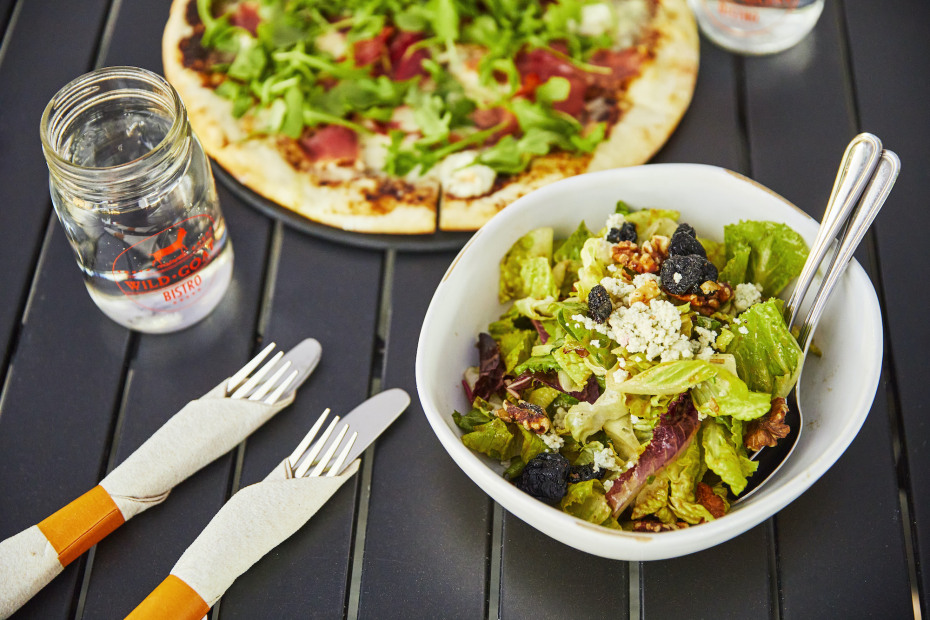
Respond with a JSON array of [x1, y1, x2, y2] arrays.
[[606, 394, 700, 516], [389, 31, 429, 80], [298, 125, 359, 163]]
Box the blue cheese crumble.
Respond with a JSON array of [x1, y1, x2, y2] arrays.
[[734, 282, 763, 312]]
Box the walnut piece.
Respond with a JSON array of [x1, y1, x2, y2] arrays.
[[744, 397, 791, 451], [696, 482, 727, 519], [633, 519, 690, 533], [498, 400, 550, 434], [610, 236, 670, 275], [666, 281, 733, 316]]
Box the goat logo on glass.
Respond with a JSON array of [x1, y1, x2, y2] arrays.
[[113, 214, 217, 312]]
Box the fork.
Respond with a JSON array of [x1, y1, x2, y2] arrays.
[[278, 409, 359, 479], [226, 342, 301, 404]]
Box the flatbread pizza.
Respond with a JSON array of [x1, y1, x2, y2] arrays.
[[163, 0, 698, 234]]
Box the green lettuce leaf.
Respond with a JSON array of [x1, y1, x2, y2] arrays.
[[518, 426, 550, 464], [617, 360, 718, 395], [500, 228, 554, 302], [563, 389, 639, 461], [665, 438, 715, 524], [462, 418, 520, 460], [723, 220, 809, 297], [701, 418, 758, 495], [552, 342, 592, 388], [719, 242, 750, 286], [726, 299, 803, 398], [498, 330, 536, 372], [560, 480, 613, 524], [690, 366, 772, 421], [700, 237, 728, 271], [512, 353, 561, 375], [631, 472, 670, 519], [452, 398, 493, 432], [526, 386, 562, 410], [554, 222, 593, 262], [575, 237, 612, 300], [625, 209, 680, 242]]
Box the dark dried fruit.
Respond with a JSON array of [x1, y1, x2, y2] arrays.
[[518, 452, 570, 504], [619, 221, 637, 242], [675, 223, 697, 238], [669, 230, 707, 258], [701, 260, 718, 284], [587, 284, 612, 323], [568, 463, 604, 483], [661, 255, 720, 295], [660, 255, 705, 295], [607, 221, 636, 243]]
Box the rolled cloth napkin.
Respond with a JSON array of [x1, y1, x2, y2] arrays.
[[125, 460, 360, 619], [0, 381, 295, 619]]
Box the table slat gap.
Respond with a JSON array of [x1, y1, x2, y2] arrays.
[[487, 502, 503, 620], [345, 248, 393, 620], [0, 0, 24, 70], [91, 0, 123, 70], [72, 354, 139, 620], [3, 215, 55, 398]]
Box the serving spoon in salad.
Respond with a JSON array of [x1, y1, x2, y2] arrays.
[[736, 133, 900, 503]]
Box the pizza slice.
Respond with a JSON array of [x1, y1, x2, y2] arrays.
[[163, 0, 698, 234]]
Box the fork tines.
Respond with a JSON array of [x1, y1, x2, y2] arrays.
[[287, 410, 358, 479], [226, 343, 300, 405]]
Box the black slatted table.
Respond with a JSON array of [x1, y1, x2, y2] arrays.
[[0, 1, 926, 618]]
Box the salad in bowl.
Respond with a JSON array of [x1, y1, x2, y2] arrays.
[[416, 164, 883, 559], [453, 203, 809, 531]]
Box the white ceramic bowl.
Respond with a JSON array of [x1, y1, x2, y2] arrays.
[[416, 164, 882, 560]]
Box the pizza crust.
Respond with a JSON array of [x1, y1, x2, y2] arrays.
[[438, 0, 699, 231], [588, 0, 699, 171], [162, 0, 439, 234]]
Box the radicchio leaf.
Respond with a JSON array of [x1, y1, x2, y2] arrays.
[[606, 394, 700, 516], [531, 319, 549, 344], [470, 333, 506, 401], [508, 371, 600, 404]]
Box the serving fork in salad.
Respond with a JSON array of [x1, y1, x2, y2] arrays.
[[738, 133, 900, 501]]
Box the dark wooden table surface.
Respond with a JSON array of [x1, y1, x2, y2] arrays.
[[0, 1, 927, 618]]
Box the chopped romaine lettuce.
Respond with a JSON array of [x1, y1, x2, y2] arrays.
[[727, 299, 803, 398], [500, 228, 554, 302], [462, 418, 519, 461], [625, 208, 680, 242], [700, 418, 758, 495], [665, 439, 715, 524], [576, 237, 613, 300], [690, 366, 772, 421], [562, 389, 639, 460], [560, 480, 613, 524], [722, 220, 809, 297], [617, 360, 718, 395]]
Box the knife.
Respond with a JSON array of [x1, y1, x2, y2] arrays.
[[265, 388, 410, 481]]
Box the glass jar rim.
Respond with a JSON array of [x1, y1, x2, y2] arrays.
[[39, 66, 187, 177]]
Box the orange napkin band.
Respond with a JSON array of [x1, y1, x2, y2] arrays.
[[125, 575, 209, 620], [36, 485, 125, 566]]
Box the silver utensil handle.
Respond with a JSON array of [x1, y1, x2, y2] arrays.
[[795, 150, 901, 351], [786, 133, 883, 330]]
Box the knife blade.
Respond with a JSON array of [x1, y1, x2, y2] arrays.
[[266, 388, 410, 480]]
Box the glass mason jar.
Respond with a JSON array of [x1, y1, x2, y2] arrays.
[[688, 0, 825, 55], [40, 66, 233, 333]]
